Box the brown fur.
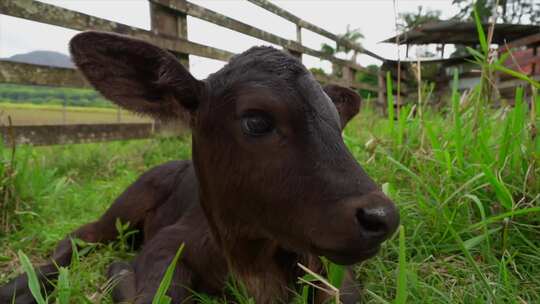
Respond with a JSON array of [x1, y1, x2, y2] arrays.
[[0, 31, 399, 304]]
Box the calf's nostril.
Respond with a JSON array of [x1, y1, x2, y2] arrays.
[[356, 207, 388, 238]]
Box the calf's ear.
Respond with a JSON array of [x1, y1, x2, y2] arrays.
[[323, 84, 362, 129], [70, 31, 204, 121]]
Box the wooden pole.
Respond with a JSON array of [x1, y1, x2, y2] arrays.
[[150, 1, 189, 130], [150, 1, 189, 69], [117, 107, 121, 123], [378, 71, 385, 109], [417, 57, 422, 116], [287, 24, 303, 60], [62, 100, 66, 124]]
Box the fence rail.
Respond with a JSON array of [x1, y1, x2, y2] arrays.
[[0, 123, 156, 146], [0, 61, 89, 88], [0, 0, 393, 145]]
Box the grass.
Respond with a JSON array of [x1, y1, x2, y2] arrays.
[[0, 137, 192, 302], [0, 102, 150, 125]]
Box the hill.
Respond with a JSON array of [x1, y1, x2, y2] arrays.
[[4, 50, 74, 68]]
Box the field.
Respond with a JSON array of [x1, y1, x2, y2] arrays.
[[0, 103, 150, 125], [0, 84, 113, 108], [0, 83, 150, 125]]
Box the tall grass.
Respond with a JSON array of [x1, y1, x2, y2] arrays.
[[342, 8, 540, 303]]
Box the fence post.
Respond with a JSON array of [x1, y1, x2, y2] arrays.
[[150, 1, 190, 69], [286, 24, 303, 60], [150, 0, 188, 132], [342, 66, 354, 88], [116, 107, 122, 123], [377, 71, 386, 108], [62, 100, 67, 124]]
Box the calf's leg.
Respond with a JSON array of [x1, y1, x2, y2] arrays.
[[109, 224, 196, 304], [0, 222, 109, 304], [339, 267, 361, 304], [0, 175, 160, 304], [108, 261, 137, 303]]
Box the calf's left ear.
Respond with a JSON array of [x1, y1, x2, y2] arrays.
[[70, 31, 204, 122], [323, 84, 362, 129]]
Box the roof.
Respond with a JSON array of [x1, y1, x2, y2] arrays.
[[382, 55, 476, 66], [381, 20, 540, 45]]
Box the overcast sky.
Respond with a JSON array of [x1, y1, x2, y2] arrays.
[[0, 0, 460, 78]]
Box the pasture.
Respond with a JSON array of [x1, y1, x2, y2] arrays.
[[1, 93, 539, 302], [0, 103, 150, 125]]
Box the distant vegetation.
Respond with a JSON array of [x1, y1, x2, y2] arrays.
[[0, 84, 113, 108]]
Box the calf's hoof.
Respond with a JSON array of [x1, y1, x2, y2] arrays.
[[0, 280, 37, 304], [108, 261, 137, 303]]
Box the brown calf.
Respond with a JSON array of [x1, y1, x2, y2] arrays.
[[0, 31, 399, 304]]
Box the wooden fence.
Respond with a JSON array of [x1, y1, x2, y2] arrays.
[[0, 0, 391, 145]]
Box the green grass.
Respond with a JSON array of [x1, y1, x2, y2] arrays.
[[0, 136, 192, 302]]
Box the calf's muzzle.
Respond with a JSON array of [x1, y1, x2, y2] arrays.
[[319, 191, 399, 265]]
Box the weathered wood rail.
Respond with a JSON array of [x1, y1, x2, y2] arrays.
[[0, 0, 390, 145], [0, 123, 156, 146]]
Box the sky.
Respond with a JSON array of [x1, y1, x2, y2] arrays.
[[0, 0, 460, 79]]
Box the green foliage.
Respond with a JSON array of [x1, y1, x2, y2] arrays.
[[398, 6, 442, 31], [356, 65, 379, 99], [453, 0, 540, 24], [0, 139, 57, 235], [320, 24, 364, 57], [346, 25, 539, 303], [114, 219, 138, 258]]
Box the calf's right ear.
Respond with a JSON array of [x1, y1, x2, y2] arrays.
[[323, 84, 362, 129], [70, 31, 204, 121]]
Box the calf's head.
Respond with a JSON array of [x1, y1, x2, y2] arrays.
[[70, 31, 398, 265]]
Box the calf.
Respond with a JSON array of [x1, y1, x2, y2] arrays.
[[0, 31, 399, 304]]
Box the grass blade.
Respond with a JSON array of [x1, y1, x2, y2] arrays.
[[152, 243, 185, 304], [17, 251, 46, 304], [473, 4, 488, 55], [481, 165, 513, 210], [451, 69, 464, 169], [56, 267, 71, 304], [394, 225, 408, 304]]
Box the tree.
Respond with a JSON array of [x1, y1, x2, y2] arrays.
[[398, 6, 442, 31], [319, 25, 364, 77], [355, 65, 380, 99], [397, 6, 442, 59], [452, 0, 540, 24], [320, 25, 364, 58]]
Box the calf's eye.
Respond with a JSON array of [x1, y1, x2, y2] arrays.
[[241, 114, 274, 137]]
